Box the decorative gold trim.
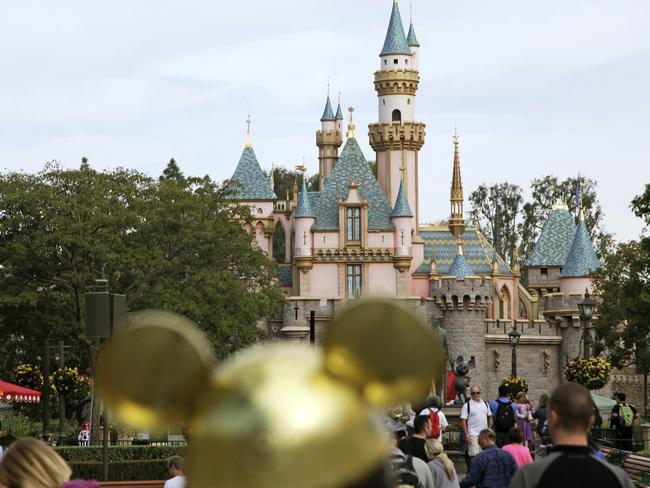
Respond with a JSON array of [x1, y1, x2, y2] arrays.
[[485, 334, 563, 345], [368, 122, 426, 152], [374, 69, 420, 96]]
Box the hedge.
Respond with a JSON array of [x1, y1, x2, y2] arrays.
[[68, 460, 168, 481], [55, 445, 184, 463]]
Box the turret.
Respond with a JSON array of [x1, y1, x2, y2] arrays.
[[406, 9, 420, 70], [391, 179, 413, 263], [294, 176, 315, 273], [559, 207, 601, 295], [335, 92, 344, 132], [448, 131, 466, 239], [369, 0, 425, 228], [316, 88, 343, 190]]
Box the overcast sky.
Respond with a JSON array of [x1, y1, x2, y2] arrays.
[[1, 0, 648, 241]]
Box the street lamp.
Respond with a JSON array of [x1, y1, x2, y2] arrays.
[[508, 327, 521, 377], [577, 289, 597, 358]]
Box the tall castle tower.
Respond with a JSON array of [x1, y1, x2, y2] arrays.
[[369, 0, 425, 231], [316, 90, 343, 190]]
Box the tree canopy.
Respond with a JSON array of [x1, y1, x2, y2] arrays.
[[593, 185, 650, 372], [469, 175, 612, 265], [0, 161, 285, 376]]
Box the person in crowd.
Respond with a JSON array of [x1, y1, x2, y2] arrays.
[[164, 455, 186, 488], [426, 439, 460, 488], [459, 429, 517, 488], [0, 437, 72, 488], [589, 436, 606, 461], [420, 396, 449, 442], [398, 415, 431, 463], [489, 385, 516, 447], [611, 393, 639, 451], [460, 385, 493, 465], [386, 405, 411, 439], [77, 420, 90, 447], [515, 392, 534, 450], [532, 394, 549, 445], [389, 432, 435, 488], [502, 426, 533, 468], [510, 382, 634, 488], [404, 403, 417, 435]]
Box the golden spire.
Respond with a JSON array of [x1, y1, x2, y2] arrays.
[[578, 207, 585, 221], [347, 107, 356, 138], [245, 115, 252, 148], [448, 129, 466, 239], [456, 239, 464, 256]]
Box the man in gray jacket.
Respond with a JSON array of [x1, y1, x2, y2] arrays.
[[510, 382, 633, 488]]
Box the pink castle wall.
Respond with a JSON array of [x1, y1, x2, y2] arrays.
[[411, 277, 429, 297], [310, 264, 340, 298], [559, 277, 592, 295], [368, 263, 397, 296]]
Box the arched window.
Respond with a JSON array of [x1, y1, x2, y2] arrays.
[[392, 109, 401, 123], [272, 221, 286, 262]]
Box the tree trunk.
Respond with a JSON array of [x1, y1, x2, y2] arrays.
[[89, 343, 102, 445], [644, 371, 648, 420]]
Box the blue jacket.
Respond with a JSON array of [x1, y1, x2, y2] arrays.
[[489, 397, 516, 416], [459, 444, 518, 488]]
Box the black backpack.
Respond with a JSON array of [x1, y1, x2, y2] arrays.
[[388, 452, 422, 488], [494, 399, 515, 433]]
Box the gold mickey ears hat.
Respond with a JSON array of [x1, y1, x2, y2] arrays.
[[97, 300, 443, 488]]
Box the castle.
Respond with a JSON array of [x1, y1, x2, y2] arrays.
[[225, 0, 602, 399]]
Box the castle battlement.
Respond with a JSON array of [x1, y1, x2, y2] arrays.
[[429, 276, 492, 311]]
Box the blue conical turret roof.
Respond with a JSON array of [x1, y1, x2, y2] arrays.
[[560, 214, 601, 277], [525, 204, 576, 266], [335, 102, 343, 120], [320, 96, 335, 121], [391, 180, 413, 218], [407, 22, 420, 47], [448, 243, 474, 280], [294, 177, 315, 218], [227, 146, 277, 200], [380, 1, 412, 56]]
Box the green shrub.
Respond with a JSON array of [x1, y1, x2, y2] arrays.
[[637, 450, 650, 458], [69, 460, 169, 481], [55, 445, 184, 463], [0, 415, 78, 441]]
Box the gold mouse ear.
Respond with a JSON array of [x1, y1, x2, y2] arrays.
[[322, 299, 442, 406], [96, 309, 215, 428]]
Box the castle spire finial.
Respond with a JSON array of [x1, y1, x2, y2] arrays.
[[244, 115, 252, 148], [327, 77, 330, 97], [449, 129, 465, 239], [347, 107, 356, 138]]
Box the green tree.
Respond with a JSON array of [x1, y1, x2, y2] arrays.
[[0, 162, 284, 376], [519, 175, 613, 260], [593, 186, 650, 415], [468, 183, 523, 264]]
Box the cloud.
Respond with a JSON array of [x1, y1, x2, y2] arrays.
[[0, 0, 648, 241]]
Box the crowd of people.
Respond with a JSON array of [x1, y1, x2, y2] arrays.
[[385, 382, 635, 488], [0, 383, 640, 488]]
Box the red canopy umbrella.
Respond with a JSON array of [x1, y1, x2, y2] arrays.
[[0, 380, 41, 403]]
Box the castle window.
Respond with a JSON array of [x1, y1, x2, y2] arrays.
[[393, 58, 398, 65], [384, 59, 387, 65], [257, 208, 263, 214], [541, 267, 548, 276], [346, 206, 361, 241], [407, 98, 410, 105], [347, 264, 362, 297], [392, 109, 401, 123], [383, 99, 386, 106], [405, 59, 409, 65]]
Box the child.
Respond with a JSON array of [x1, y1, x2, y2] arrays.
[[515, 391, 534, 450]]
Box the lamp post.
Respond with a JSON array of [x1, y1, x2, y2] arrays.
[[577, 289, 597, 358], [508, 327, 521, 377]]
